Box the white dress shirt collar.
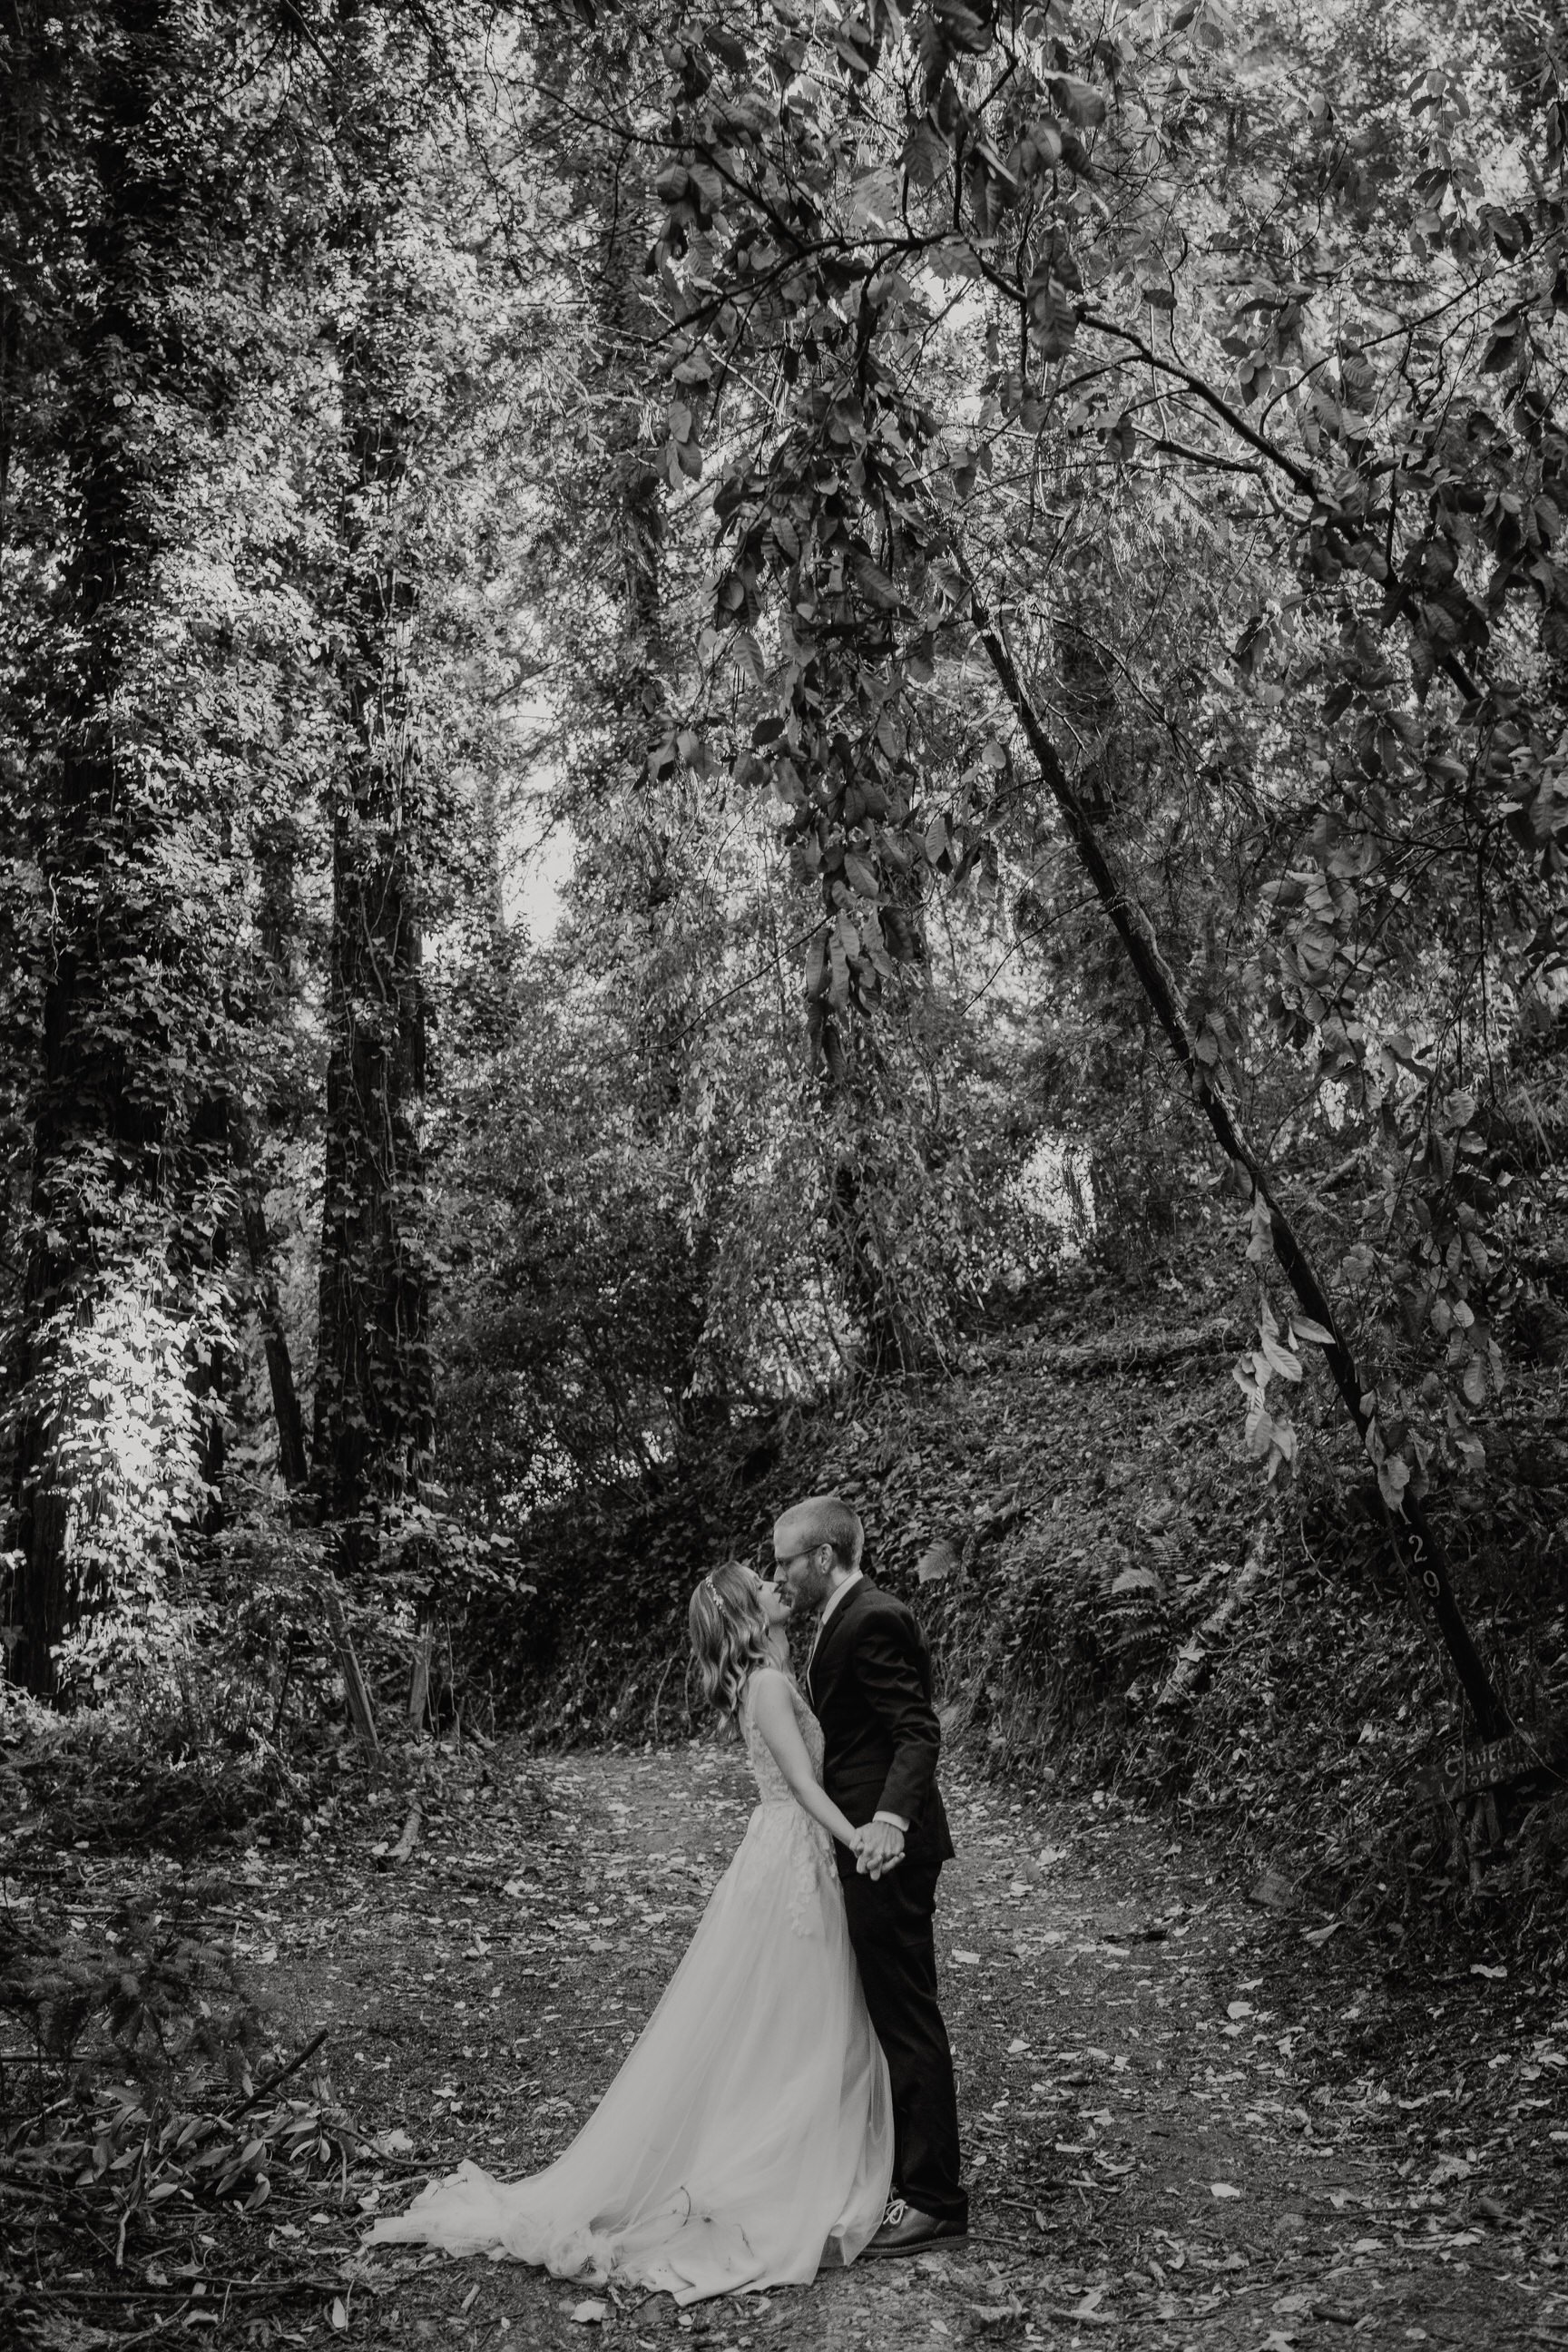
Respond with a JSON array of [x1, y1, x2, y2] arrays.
[[818, 1566, 863, 1630]]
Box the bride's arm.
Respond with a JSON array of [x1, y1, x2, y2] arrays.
[[749, 1673, 861, 1853]]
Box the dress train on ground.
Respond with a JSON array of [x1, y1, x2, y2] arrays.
[[366, 1672, 892, 2302]]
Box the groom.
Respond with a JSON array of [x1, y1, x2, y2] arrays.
[[772, 1494, 968, 2257]]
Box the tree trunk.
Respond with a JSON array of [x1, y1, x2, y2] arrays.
[[826, 1132, 921, 1379], [408, 1619, 435, 1732], [313, 543, 430, 1545], [312, 431, 431, 1556], [7, 5, 230, 1694], [232, 1118, 308, 1490], [962, 558, 1512, 1741], [322, 1573, 381, 1750], [311, 10, 433, 1569]]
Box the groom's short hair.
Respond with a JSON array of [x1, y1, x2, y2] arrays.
[[786, 1494, 863, 1572]]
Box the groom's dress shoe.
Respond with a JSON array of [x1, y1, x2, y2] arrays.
[[863, 2200, 968, 2259]]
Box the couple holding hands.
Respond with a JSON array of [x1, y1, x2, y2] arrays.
[[368, 1494, 967, 2304]]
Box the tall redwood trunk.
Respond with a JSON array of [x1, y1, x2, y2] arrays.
[[311, 8, 432, 1567], [8, 3, 230, 1693]]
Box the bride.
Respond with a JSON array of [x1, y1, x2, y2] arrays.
[[365, 1562, 894, 2303]]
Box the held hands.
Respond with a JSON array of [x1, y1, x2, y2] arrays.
[[852, 1818, 906, 1879]]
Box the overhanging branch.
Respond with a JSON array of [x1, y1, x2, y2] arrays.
[[953, 541, 1511, 1741]]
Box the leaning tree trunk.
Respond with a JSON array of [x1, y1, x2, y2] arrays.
[[311, 11, 433, 1573], [7, 4, 232, 1695], [959, 554, 1512, 1743]]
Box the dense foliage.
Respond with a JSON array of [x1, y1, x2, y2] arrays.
[[4, 14, 1568, 2342], [0, 0, 1564, 1878]]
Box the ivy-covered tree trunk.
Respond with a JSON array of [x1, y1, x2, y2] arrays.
[[822, 1060, 925, 1380], [6, 2, 233, 1694], [311, 11, 433, 1567]]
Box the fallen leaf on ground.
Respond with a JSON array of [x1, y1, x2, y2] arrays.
[[1040, 2287, 1119, 2328], [970, 2291, 1025, 2326]]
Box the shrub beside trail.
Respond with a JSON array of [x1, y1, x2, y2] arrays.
[[483, 1256, 1568, 1970]]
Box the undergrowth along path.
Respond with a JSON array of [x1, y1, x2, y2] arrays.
[[11, 1735, 1564, 2347], [279, 1739, 1563, 2350]]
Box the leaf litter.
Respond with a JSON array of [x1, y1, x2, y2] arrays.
[[9, 1736, 1565, 2348]]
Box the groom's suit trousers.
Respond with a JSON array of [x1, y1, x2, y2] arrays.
[[810, 1578, 964, 2227], [841, 1859, 966, 2230]]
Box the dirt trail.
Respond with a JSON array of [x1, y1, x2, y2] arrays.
[[245, 1740, 1565, 2350]]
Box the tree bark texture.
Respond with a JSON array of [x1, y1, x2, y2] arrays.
[[312, 417, 431, 1543], [311, 10, 433, 1560]]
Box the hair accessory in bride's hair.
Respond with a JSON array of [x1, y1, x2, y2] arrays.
[[688, 1560, 768, 1725]]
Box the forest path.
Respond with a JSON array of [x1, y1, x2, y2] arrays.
[[247, 1740, 1565, 2352]]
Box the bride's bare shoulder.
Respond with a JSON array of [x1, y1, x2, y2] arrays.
[[747, 1663, 793, 1698], [744, 1664, 800, 1721]]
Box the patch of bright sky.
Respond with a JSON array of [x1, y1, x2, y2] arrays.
[[500, 695, 573, 945], [505, 796, 573, 944]]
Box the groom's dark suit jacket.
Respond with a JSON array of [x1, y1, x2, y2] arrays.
[[806, 1577, 955, 1880]]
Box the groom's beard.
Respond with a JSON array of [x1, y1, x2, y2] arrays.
[[792, 1566, 833, 1615]]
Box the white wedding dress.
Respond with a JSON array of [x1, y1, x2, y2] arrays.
[[366, 1669, 893, 2302]]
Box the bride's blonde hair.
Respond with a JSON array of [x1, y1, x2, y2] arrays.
[[689, 1561, 771, 1721]]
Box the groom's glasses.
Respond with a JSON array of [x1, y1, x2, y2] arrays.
[[772, 1544, 828, 1585], [776, 1544, 822, 1566]]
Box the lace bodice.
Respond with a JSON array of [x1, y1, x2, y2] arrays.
[[741, 1670, 824, 1806]]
